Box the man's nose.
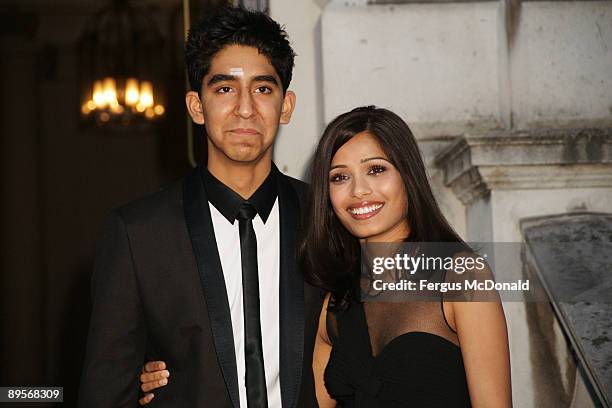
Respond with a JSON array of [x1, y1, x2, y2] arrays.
[[235, 90, 254, 118]]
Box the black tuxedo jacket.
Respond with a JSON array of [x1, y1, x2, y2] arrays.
[[78, 166, 322, 407]]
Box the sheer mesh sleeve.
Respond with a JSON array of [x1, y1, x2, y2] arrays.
[[326, 293, 342, 345]]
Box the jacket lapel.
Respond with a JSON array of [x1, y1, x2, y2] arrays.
[[277, 174, 305, 408], [183, 167, 240, 408]]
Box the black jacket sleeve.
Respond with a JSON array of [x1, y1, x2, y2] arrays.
[[78, 209, 146, 407]]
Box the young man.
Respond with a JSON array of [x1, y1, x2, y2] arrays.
[[78, 7, 322, 407]]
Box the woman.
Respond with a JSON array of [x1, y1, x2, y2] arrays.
[[140, 106, 512, 407]]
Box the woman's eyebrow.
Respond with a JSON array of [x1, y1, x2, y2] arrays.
[[361, 157, 391, 163], [330, 157, 391, 170]]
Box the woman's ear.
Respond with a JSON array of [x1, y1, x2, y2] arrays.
[[185, 91, 205, 124]]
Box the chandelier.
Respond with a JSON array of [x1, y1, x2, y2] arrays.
[[78, 0, 165, 126]]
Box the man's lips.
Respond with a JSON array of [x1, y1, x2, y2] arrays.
[[228, 128, 260, 135], [346, 201, 385, 220]]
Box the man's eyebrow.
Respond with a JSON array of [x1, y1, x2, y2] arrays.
[[206, 74, 280, 88], [206, 74, 238, 87], [253, 75, 279, 86]]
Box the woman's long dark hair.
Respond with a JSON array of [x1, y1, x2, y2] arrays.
[[300, 106, 463, 295]]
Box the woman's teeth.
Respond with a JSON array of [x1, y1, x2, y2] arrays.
[[348, 203, 383, 215]]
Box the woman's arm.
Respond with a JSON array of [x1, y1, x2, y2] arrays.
[[313, 293, 337, 408], [451, 300, 512, 407]]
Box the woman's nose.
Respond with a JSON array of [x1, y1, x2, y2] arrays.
[[351, 175, 372, 198]]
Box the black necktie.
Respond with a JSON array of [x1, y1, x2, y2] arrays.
[[237, 202, 268, 407]]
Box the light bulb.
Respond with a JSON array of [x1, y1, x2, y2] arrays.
[[139, 81, 154, 108], [93, 80, 105, 107], [103, 77, 118, 106], [154, 105, 165, 116], [125, 78, 139, 106]]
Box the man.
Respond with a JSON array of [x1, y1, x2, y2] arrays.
[[78, 6, 322, 407]]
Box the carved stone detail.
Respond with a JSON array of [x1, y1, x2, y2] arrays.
[[435, 128, 612, 205]]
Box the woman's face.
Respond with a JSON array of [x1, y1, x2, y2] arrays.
[[328, 131, 410, 243]]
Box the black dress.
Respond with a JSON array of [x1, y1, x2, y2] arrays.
[[324, 293, 472, 407]]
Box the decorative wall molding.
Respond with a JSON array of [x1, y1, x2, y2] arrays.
[[435, 128, 612, 205]]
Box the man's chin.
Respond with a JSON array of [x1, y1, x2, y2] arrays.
[[207, 142, 272, 166], [225, 148, 267, 164]]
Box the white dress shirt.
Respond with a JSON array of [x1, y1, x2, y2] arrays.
[[209, 199, 282, 408]]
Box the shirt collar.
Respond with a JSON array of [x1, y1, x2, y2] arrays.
[[202, 165, 278, 224]]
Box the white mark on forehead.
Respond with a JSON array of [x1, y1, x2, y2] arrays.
[[229, 67, 244, 76]]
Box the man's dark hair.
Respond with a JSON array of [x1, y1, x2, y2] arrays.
[[185, 6, 296, 94]]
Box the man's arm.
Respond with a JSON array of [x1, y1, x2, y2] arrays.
[[78, 209, 147, 407]]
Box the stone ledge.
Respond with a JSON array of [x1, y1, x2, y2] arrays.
[[521, 212, 612, 406], [434, 128, 612, 205]]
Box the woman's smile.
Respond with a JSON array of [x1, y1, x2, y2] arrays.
[[346, 201, 385, 219]]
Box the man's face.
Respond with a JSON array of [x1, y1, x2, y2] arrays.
[[186, 45, 295, 166]]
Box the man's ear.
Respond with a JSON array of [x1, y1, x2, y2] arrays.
[[279, 90, 296, 125], [185, 91, 205, 124]]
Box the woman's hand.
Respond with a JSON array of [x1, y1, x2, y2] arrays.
[[138, 361, 170, 405]]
